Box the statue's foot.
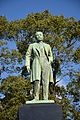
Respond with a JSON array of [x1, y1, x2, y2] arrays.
[[25, 99, 39, 104], [43, 99, 55, 103], [31, 99, 39, 102]]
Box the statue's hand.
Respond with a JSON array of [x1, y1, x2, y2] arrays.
[[27, 66, 30, 73], [49, 58, 53, 65], [48, 60, 51, 65]]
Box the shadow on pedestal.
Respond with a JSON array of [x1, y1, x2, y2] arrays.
[[18, 103, 63, 120]]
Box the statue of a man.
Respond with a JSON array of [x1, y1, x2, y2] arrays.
[[25, 31, 53, 101]]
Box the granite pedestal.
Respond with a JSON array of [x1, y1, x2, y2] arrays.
[[18, 101, 63, 120]]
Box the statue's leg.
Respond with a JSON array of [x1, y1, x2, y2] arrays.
[[33, 80, 40, 100], [42, 65, 50, 100]]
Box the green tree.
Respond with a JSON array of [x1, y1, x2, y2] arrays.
[[66, 72, 80, 120], [0, 10, 80, 119], [0, 76, 32, 120], [0, 10, 80, 84]]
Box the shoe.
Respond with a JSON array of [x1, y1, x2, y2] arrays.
[[31, 99, 39, 102]]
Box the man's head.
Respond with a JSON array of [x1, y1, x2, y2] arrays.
[[35, 31, 43, 41]]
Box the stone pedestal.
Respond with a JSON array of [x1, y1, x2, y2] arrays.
[[18, 101, 63, 120]]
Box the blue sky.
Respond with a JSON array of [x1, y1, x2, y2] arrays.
[[0, 0, 80, 86], [0, 0, 80, 21]]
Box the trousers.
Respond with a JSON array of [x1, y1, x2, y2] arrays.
[[33, 56, 51, 100]]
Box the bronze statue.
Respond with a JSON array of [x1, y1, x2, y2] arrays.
[[25, 31, 53, 101]]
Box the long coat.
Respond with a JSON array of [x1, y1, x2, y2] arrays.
[[25, 42, 53, 83]]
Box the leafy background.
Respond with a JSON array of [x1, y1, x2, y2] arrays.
[[0, 1, 80, 120]]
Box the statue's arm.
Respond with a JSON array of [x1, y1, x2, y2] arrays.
[[48, 45, 53, 64], [25, 44, 32, 72]]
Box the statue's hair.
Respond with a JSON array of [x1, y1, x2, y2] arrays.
[[35, 31, 43, 36]]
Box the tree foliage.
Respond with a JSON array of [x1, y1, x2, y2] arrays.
[[66, 72, 80, 120], [0, 10, 80, 82], [0, 10, 80, 119], [0, 76, 32, 120]]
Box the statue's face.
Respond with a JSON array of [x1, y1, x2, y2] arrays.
[[35, 32, 43, 41]]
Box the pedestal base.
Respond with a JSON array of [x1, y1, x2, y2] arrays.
[[19, 103, 63, 120]]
